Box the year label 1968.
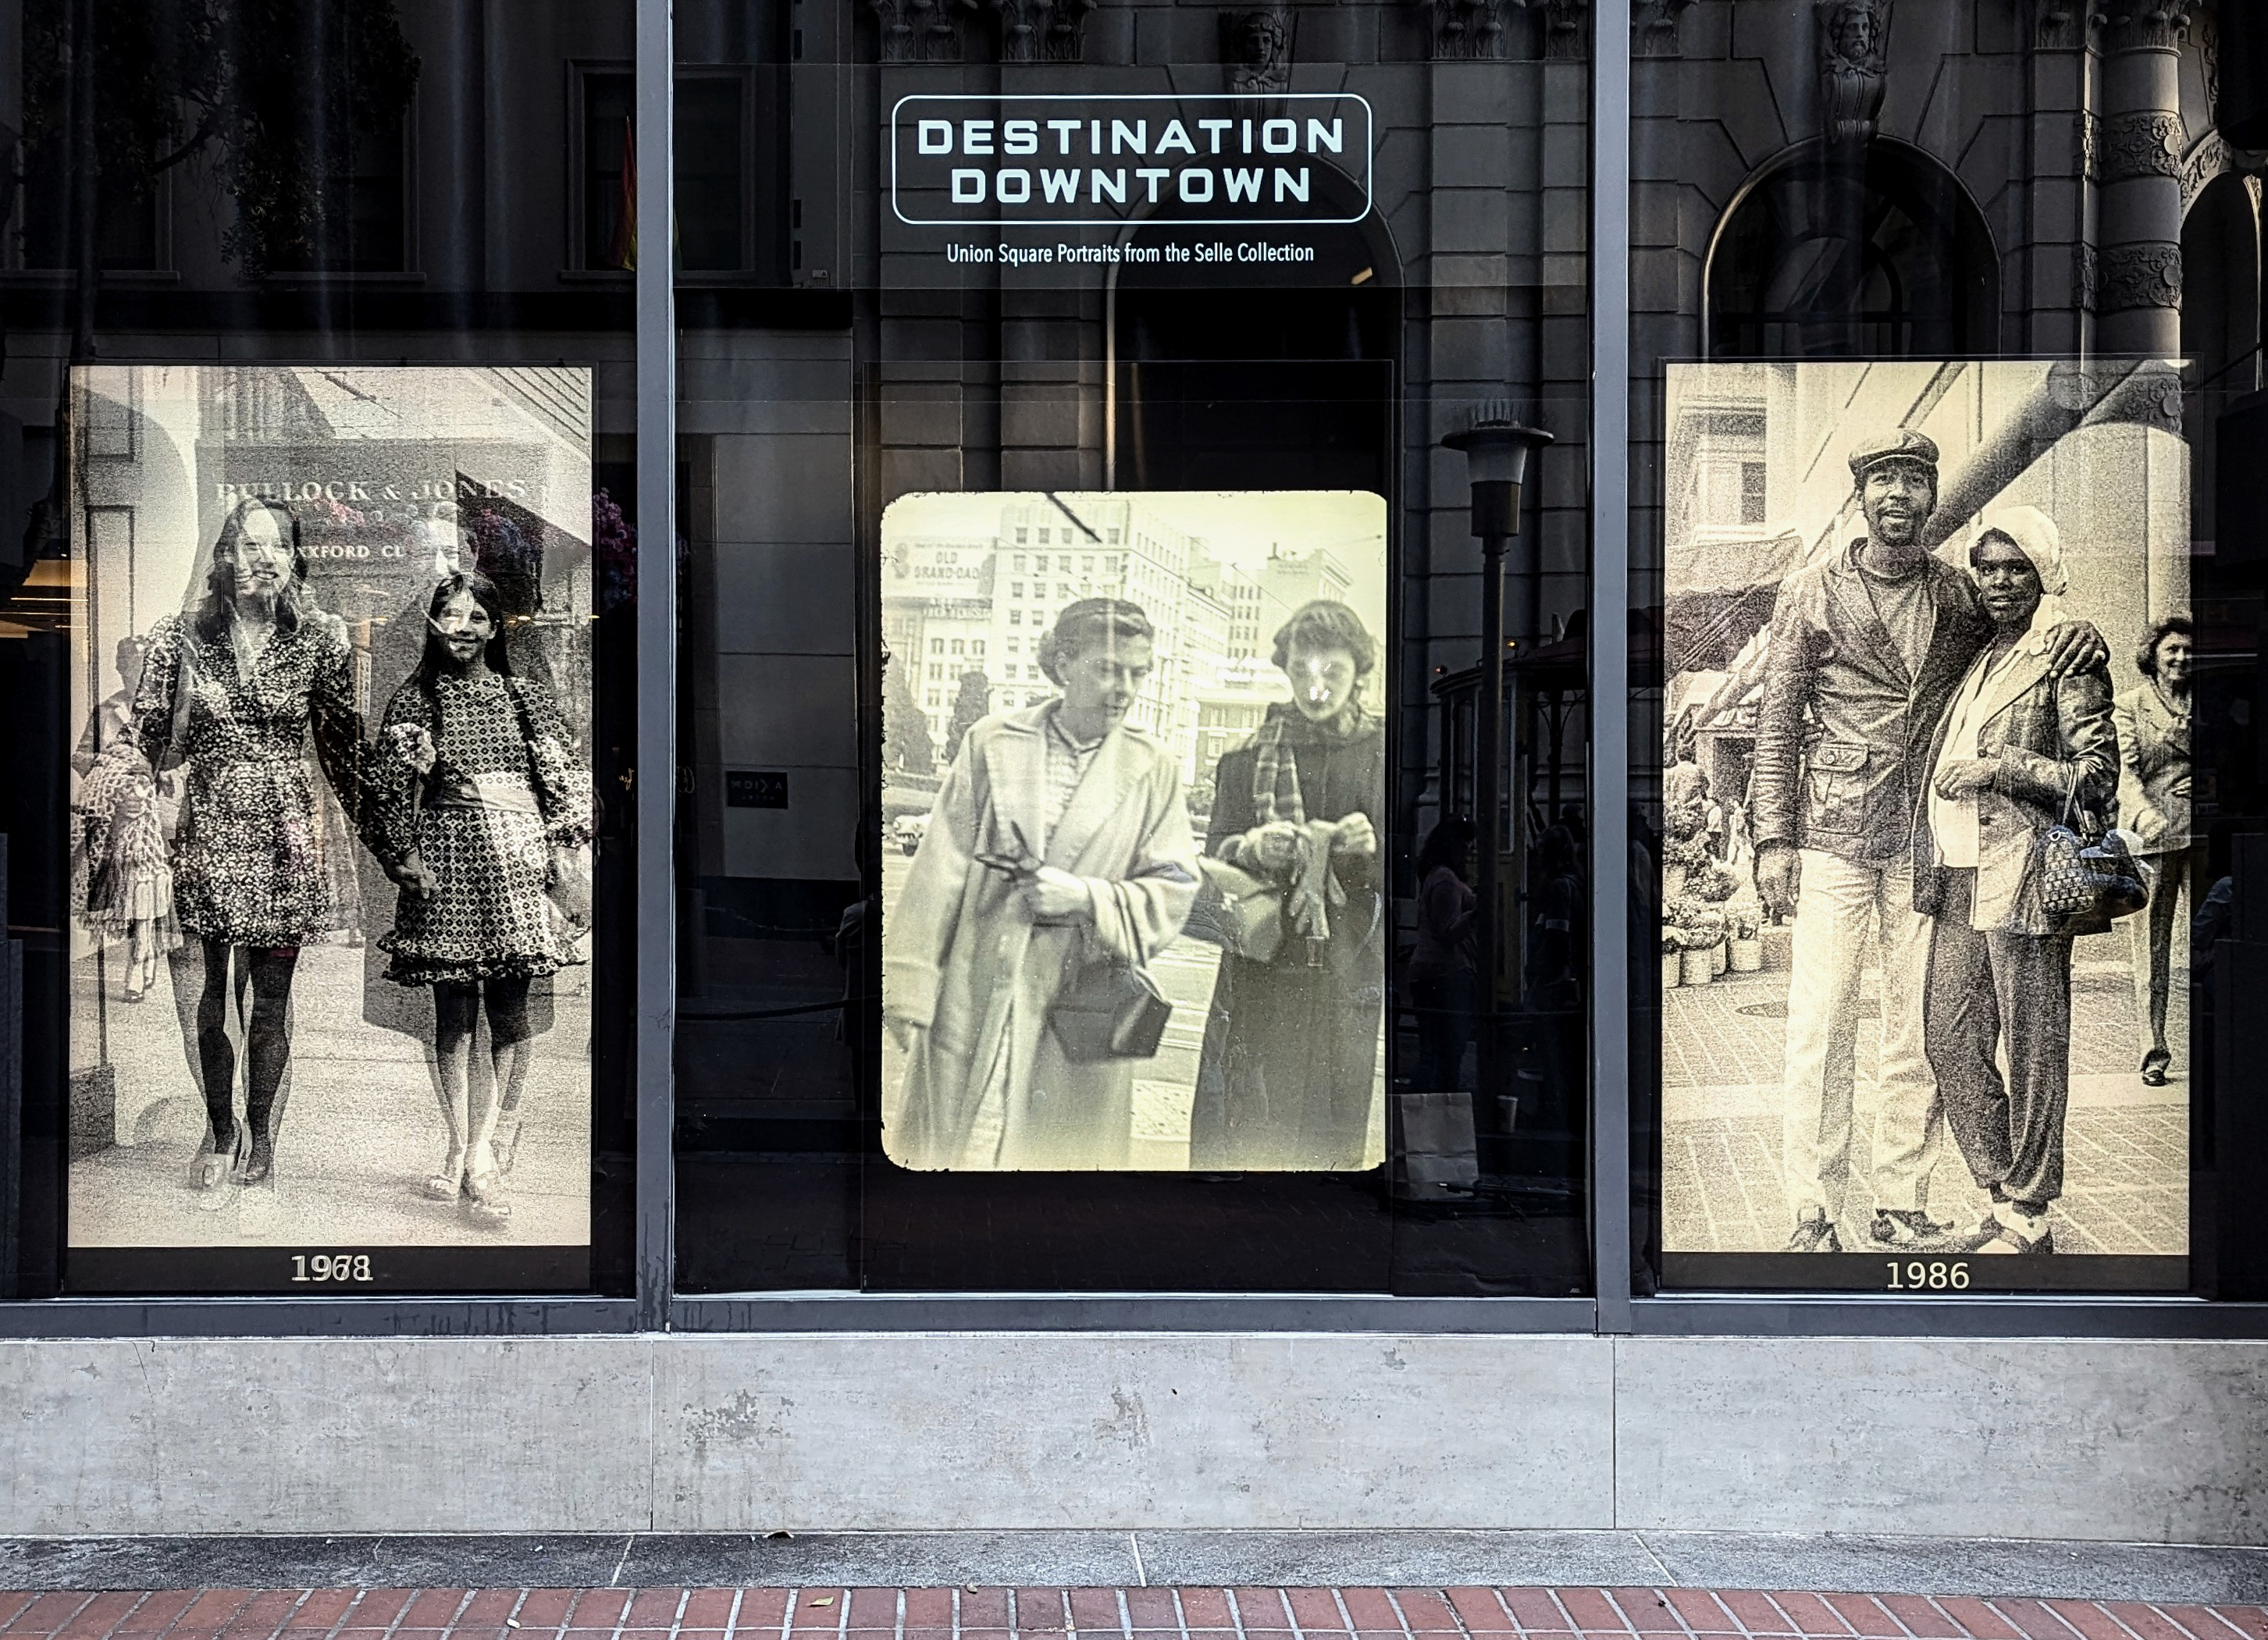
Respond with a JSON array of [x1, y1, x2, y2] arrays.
[[290, 1254, 374, 1283], [1885, 1260, 1970, 1290]]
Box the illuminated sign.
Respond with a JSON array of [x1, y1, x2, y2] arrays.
[[890, 94, 1374, 228]]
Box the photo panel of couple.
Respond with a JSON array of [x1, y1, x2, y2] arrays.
[[1658, 358, 2192, 1293], [878, 489, 1389, 1173], [64, 364, 600, 1293]]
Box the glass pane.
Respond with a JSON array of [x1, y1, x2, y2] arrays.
[[673, 0, 1593, 1295], [1629, 0, 2245, 1295], [0, 0, 641, 1298]]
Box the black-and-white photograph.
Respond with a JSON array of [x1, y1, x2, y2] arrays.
[[65, 365, 601, 1290], [879, 490, 1388, 1172], [1657, 360, 2191, 1289]]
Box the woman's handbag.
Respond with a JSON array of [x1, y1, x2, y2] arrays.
[[1048, 877, 1173, 1062], [2039, 773, 2149, 935], [1196, 855, 1285, 963], [1049, 958, 1173, 1061]]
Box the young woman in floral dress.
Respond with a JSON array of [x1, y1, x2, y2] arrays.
[[375, 571, 593, 1227]]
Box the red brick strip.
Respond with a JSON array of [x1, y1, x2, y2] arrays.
[[0, 1592, 2259, 1640]]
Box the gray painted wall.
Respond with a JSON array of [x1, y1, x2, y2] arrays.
[[2, 1334, 2262, 1539]]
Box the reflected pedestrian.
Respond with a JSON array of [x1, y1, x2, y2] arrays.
[[1408, 815, 1478, 1094]]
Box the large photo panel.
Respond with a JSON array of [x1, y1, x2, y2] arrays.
[[879, 490, 1388, 1172], [1657, 359, 2192, 1293], [65, 365, 598, 1293]]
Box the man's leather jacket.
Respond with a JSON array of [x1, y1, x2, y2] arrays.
[[1750, 542, 1991, 864]]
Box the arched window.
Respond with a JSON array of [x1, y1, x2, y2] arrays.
[[1704, 140, 1999, 358]]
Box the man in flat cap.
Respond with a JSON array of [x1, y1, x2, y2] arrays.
[[1750, 429, 2103, 1252]]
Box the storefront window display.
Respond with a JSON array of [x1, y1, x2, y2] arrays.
[[669, 0, 1597, 1297], [1628, 0, 2266, 1299], [0, 2, 641, 1300]]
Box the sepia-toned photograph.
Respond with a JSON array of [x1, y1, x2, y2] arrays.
[[879, 490, 1388, 1172], [65, 365, 600, 1289], [1658, 360, 2191, 1289]]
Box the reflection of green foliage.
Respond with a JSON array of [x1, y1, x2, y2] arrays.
[[23, 0, 421, 277], [944, 670, 992, 764], [885, 659, 935, 777]]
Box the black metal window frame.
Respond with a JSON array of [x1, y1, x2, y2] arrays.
[[4, 0, 2266, 1343]]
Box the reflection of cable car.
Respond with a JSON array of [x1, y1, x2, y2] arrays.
[[893, 814, 928, 855]]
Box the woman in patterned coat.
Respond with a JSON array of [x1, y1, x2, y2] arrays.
[[131, 497, 383, 1193], [374, 571, 593, 1226], [1190, 600, 1387, 1172]]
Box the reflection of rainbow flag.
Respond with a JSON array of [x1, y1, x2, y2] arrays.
[[606, 115, 637, 271]]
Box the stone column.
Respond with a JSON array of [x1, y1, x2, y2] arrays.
[[2096, 3, 2191, 355]]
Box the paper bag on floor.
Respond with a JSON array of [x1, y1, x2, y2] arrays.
[[1392, 1087, 1478, 1197]]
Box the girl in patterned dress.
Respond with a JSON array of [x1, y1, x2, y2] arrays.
[[375, 571, 593, 1227], [73, 637, 181, 1002], [131, 499, 385, 1194]]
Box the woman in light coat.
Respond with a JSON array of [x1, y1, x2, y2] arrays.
[[884, 599, 1199, 1170], [1914, 507, 2117, 1256], [2113, 615, 2196, 1088]]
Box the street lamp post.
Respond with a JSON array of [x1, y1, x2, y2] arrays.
[[1441, 414, 1554, 1152]]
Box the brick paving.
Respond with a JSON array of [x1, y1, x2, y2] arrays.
[[1660, 945, 2191, 1255], [0, 1590, 2262, 1640]]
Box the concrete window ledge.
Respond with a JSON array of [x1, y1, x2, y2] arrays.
[[0, 1334, 2262, 1542]]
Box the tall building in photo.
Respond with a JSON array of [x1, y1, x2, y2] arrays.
[[1257, 544, 1354, 639], [882, 537, 997, 747]]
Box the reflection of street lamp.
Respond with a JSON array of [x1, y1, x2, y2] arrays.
[[1442, 413, 1553, 1117]]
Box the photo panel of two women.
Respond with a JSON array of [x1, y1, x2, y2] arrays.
[[878, 491, 1389, 1173], [62, 365, 600, 1292], [1655, 358, 2192, 1292]]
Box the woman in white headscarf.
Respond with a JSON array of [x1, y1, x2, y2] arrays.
[[1912, 507, 2117, 1255]]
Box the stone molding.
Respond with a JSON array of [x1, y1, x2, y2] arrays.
[[871, 0, 976, 62], [872, 0, 1095, 62], [1817, 0, 1892, 144], [2181, 129, 2230, 212], [990, 0, 1097, 62], [1220, 5, 1291, 94], [1420, 0, 1517, 60], [1633, 0, 1697, 58], [2081, 112, 2103, 183], [2103, 110, 2188, 179], [2074, 240, 2099, 311], [2100, 4, 2191, 54], [2099, 240, 2184, 310]]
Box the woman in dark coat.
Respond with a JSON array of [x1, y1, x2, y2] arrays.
[[1190, 600, 1387, 1171]]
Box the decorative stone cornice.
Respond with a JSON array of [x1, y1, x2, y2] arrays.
[[1543, 0, 1586, 59], [2100, 4, 2191, 53], [2100, 240, 2184, 309], [1421, 0, 1516, 60], [1633, 0, 1697, 58], [1817, 0, 1892, 145], [990, 0, 1097, 61], [2103, 109, 2188, 179], [872, 0, 977, 61], [1220, 5, 1291, 93]]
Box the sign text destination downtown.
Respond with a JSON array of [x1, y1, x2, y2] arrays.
[[891, 92, 1374, 228]]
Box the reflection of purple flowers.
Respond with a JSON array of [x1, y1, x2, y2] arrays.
[[465, 503, 543, 579], [594, 488, 636, 611]]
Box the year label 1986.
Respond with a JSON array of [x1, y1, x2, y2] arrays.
[[290, 1254, 374, 1283], [1885, 1260, 1970, 1290]]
